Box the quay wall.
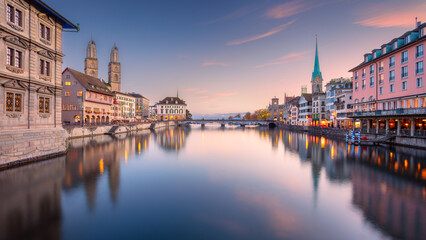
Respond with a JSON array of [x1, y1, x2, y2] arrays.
[[0, 121, 177, 169], [280, 124, 426, 149]]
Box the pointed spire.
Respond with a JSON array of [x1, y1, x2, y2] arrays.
[[312, 35, 322, 80]]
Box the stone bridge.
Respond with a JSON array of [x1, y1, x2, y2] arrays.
[[179, 119, 279, 128]]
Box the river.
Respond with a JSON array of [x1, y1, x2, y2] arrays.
[[0, 126, 425, 240]]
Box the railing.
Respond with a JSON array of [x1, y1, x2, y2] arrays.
[[353, 108, 426, 117]]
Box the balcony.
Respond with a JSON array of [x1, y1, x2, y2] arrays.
[[352, 108, 426, 117]]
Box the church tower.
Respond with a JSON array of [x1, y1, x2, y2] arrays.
[[311, 36, 323, 94], [108, 43, 121, 92], [84, 37, 98, 78]]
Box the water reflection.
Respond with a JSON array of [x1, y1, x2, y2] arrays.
[[0, 127, 424, 240]]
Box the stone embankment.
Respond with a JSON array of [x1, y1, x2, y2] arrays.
[[279, 124, 426, 149], [0, 121, 177, 169]]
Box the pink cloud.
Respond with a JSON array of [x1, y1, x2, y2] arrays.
[[202, 5, 261, 25], [213, 92, 238, 97], [227, 20, 295, 46], [202, 98, 217, 103], [354, 4, 426, 28], [196, 90, 207, 94], [265, 0, 307, 19], [254, 51, 309, 68], [183, 88, 198, 92], [202, 62, 229, 67], [199, 95, 209, 99]]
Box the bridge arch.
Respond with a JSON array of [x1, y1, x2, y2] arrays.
[[268, 122, 278, 129]]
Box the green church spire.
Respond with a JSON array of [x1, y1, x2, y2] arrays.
[[312, 35, 322, 80]]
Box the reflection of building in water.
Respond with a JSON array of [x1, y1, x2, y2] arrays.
[[63, 131, 151, 209], [0, 157, 65, 240], [154, 127, 190, 152], [351, 164, 426, 240]]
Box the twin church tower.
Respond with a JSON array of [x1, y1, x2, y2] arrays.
[[84, 38, 121, 92]]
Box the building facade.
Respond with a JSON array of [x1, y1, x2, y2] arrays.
[[113, 92, 135, 122], [298, 93, 312, 126], [312, 93, 326, 126], [62, 68, 113, 124], [155, 96, 187, 121], [349, 22, 426, 136], [0, 0, 78, 164], [129, 93, 149, 120], [335, 89, 353, 128], [325, 77, 353, 127]]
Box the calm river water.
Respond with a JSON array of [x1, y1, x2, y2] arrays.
[[0, 126, 425, 240]]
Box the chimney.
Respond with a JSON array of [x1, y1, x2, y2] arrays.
[[416, 17, 421, 28]]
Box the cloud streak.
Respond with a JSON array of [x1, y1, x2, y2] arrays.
[[227, 20, 295, 46], [265, 0, 329, 19], [354, 4, 426, 28], [213, 92, 238, 97], [254, 51, 309, 68], [202, 5, 261, 25], [202, 62, 229, 67]]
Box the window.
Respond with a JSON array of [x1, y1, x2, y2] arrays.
[[402, 81, 407, 90], [7, 47, 22, 68], [417, 77, 423, 88], [401, 66, 408, 78], [7, 5, 22, 27], [362, 69, 366, 77], [39, 97, 50, 113], [65, 91, 70, 96], [379, 74, 384, 85], [389, 70, 395, 82], [355, 82, 359, 91], [39, 59, 50, 76], [389, 56, 395, 68], [355, 72, 358, 80], [416, 44, 424, 58], [379, 87, 383, 95], [378, 62, 384, 72], [65, 81, 71, 86], [77, 91, 83, 97], [405, 34, 411, 44], [393, 41, 398, 49], [369, 77, 374, 87], [416, 61, 424, 75], [401, 51, 408, 63], [39, 24, 51, 41], [362, 80, 366, 89], [5, 92, 22, 112], [390, 84, 394, 93], [369, 65, 374, 75]]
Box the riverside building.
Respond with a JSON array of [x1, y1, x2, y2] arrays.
[[155, 95, 187, 121], [62, 68, 114, 124], [349, 21, 426, 136], [0, 0, 78, 164], [325, 77, 353, 127]]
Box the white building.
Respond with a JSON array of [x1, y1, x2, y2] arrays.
[[155, 96, 187, 121], [298, 93, 312, 126], [113, 92, 136, 122], [335, 89, 353, 129]]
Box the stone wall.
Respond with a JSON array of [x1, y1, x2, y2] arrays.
[[0, 128, 67, 167]]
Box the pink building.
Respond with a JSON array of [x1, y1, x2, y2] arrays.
[[349, 21, 426, 136]]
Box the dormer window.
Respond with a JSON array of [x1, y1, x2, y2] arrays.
[[382, 47, 386, 54], [40, 23, 51, 41], [7, 5, 22, 27], [421, 28, 425, 37], [393, 41, 398, 49], [364, 56, 368, 63], [405, 35, 411, 44]]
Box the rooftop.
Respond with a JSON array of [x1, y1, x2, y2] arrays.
[[65, 68, 113, 96]]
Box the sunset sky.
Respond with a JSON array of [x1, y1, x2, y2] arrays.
[[49, 0, 426, 114]]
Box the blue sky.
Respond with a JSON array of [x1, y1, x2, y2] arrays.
[[49, 0, 426, 114]]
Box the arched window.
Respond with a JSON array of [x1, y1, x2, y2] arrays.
[[115, 67, 118, 72], [114, 75, 118, 82]]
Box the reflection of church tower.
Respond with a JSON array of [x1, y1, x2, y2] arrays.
[[312, 36, 323, 94], [84, 37, 98, 78], [84, 174, 98, 210], [108, 44, 121, 92], [108, 158, 120, 204]]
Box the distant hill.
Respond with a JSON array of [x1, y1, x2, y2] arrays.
[[192, 112, 248, 120]]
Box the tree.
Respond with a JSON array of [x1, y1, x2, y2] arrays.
[[250, 113, 258, 120], [243, 112, 251, 120], [186, 109, 192, 120], [235, 114, 241, 119], [257, 109, 270, 120], [228, 116, 233, 120]]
